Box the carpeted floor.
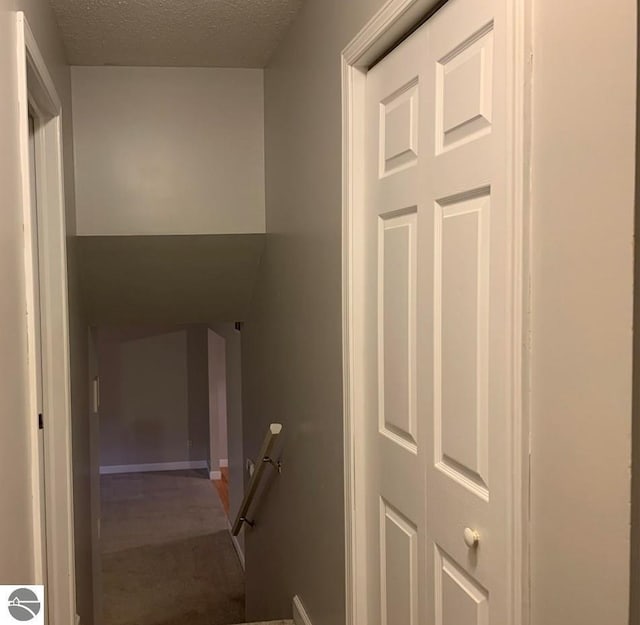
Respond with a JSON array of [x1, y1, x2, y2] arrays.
[[101, 470, 245, 625]]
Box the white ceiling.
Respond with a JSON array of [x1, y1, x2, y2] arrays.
[[49, 0, 302, 67]]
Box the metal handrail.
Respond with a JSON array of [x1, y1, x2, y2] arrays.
[[231, 423, 282, 536]]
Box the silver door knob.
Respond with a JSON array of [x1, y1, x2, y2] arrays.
[[464, 527, 480, 548]]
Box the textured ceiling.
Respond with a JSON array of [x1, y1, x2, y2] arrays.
[[49, 0, 302, 67]]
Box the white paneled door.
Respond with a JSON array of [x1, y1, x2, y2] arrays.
[[364, 0, 513, 623]]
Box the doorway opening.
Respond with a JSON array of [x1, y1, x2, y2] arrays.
[[17, 12, 76, 625], [27, 100, 51, 625], [89, 324, 246, 625]]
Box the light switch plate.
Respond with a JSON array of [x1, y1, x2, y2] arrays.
[[246, 459, 255, 477]]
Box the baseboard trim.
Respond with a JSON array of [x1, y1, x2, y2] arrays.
[[210, 470, 222, 480], [226, 519, 245, 570], [293, 595, 312, 625], [99, 460, 208, 475], [219, 458, 229, 468]]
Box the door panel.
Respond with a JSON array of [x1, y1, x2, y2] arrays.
[[436, 548, 489, 625], [426, 1, 510, 615], [436, 23, 493, 153], [435, 191, 490, 498], [364, 0, 512, 623], [380, 80, 419, 176], [366, 26, 427, 625], [379, 210, 418, 451], [380, 500, 419, 625]]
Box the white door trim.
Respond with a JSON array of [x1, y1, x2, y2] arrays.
[[16, 12, 77, 624], [341, 1, 531, 623]]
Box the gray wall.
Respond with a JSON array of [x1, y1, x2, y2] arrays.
[[88, 328, 103, 625], [241, 1, 387, 622], [98, 327, 210, 468], [242, 1, 637, 625], [68, 249, 93, 624], [76, 234, 266, 325], [0, 3, 635, 625], [529, 2, 636, 624], [188, 325, 211, 465]]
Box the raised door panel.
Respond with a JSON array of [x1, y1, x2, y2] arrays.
[[436, 23, 494, 153], [381, 500, 419, 625], [436, 548, 489, 625], [434, 191, 490, 499], [380, 80, 419, 176], [365, 23, 428, 625], [425, 0, 510, 623], [379, 210, 418, 452], [362, 0, 514, 622]]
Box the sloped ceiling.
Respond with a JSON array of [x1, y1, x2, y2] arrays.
[[49, 0, 302, 67], [75, 234, 265, 324]]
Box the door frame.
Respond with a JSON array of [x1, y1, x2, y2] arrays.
[[341, 1, 532, 623], [16, 12, 77, 624]]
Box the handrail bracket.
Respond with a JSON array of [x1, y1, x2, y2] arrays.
[[262, 455, 282, 473]]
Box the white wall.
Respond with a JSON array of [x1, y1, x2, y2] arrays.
[[210, 323, 245, 555], [187, 325, 211, 465], [71, 66, 266, 236], [208, 329, 229, 471], [633, 48, 640, 621], [0, 7, 95, 625], [0, 3, 97, 622], [243, 1, 637, 625], [0, 0, 52, 586]]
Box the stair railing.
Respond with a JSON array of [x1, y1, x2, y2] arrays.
[[231, 422, 283, 536]]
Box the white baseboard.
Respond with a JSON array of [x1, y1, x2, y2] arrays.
[[219, 458, 229, 468], [232, 534, 245, 570], [227, 519, 245, 570], [210, 470, 222, 480], [75, 615, 80, 625], [99, 460, 208, 475], [293, 595, 312, 625]]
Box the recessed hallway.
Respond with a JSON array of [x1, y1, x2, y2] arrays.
[[100, 470, 244, 625]]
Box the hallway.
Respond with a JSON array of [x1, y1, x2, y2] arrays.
[[1, 1, 636, 625], [100, 470, 244, 625]]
